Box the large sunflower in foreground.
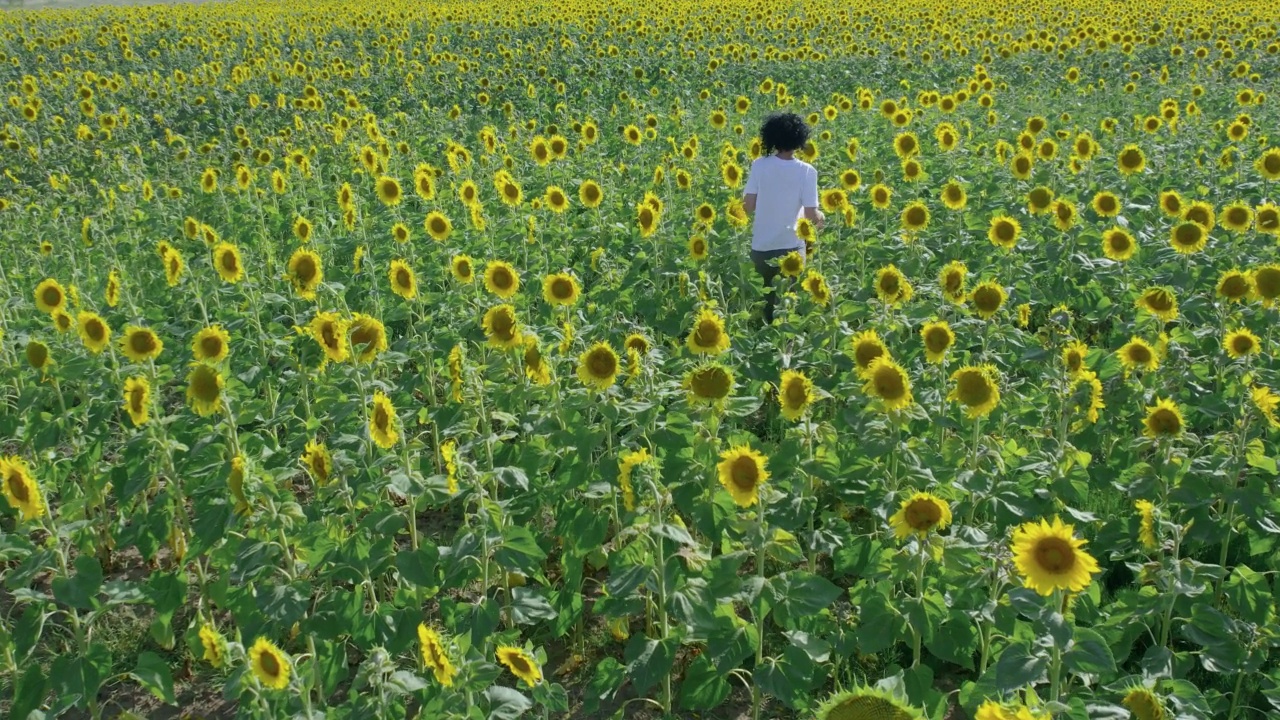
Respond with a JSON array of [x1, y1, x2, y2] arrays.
[[1011, 517, 1100, 596], [717, 445, 769, 508]]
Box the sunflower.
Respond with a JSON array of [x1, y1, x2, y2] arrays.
[[864, 356, 913, 411], [618, 447, 651, 512], [34, 278, 66, 314], [1183, 201, 1215, 231], [544, 185, 569, 213], [687, 308, 730, 355], [1117, 143, 1146, 175], [1027, 186, 1054, 215], [1011, 517, 1100, 596], [185, 363, 223, 417], [308, 312, 349, 365], [770, 251, 803, 279], [920, 320, 954, 364], [1136, 287, 1178, 322], [122, 376, 151, 426], [248, 637, 290, 690], [496, 646, 542, 687], [1224, 328, 1260, 359], [1135, 501, 1159, 551], [192, 325, 230, 363], [717, 445, 769, 508], [949, 365, 1001, 418], [1091, 191, 1121, 217], [542, 272, 580, 306], [1257, 204, 1280, 236], [777, 369, 814, 421], [1117, 337, 1160, 376], [417, 624, 457, 687], [1118, 687, 1165, 720], [369, 391, 400, 449], [388, 259, 417, 300], [1, 456, 46, 521], [1009, 153, 1034, 180], [579, 179, 603, 208], [213, 243, 244, 283], [1251, 386, 1280, 429], [499, 177, 523, 206], [77, 312, 111, 354], [840, 169, 862, 191], [1216, 269, 1251, 303], [1143, 397, 1184, 438], [685, 362, 735, 406], [874, 264, 913, 306], [292, 215, 314, 243], [803, 271, 830, 306], [523, 336, 551, 386], [105, 270, 121, 307], [200, 167, 218, 193], [893, 131, 919, 159], [889, 492, 952, 539], [375, 175, 402, 206], [1052, 200, 1078, 231], [1255, 148, 1280, 181], [198, 625, 226, 668], [482, 304, 522, 350], [1169, 221, 1206, 254], [484, 260, 520, 299], [442, 439, 460, 494], [850, 330, 889, 376], [120, 325, 163, 362], [869, 183, 892, 209], [1062, 341, 1089, 377], [688, 234, 709, 262], [1254, 264, 1280, 306], [424, 211, 453, 242], [349, 314, 388, 364], [1158, 190, 1184, 217], [815, 688, 925, 720], [900, 201, 930, 233], [287, 248, 323, 300], [939, 261, 967, 304], [1220, 203, 1253, 233], [301, 439, 332, 485], [577, 342, 619, 391], [940, 181, 967, 210], [1101, 227, 1136, 262], [969, 281, 1006, 320], [987, 215, 1020, 250]]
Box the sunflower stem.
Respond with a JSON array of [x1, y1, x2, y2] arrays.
[[1048, 590, 1067, 703], [1227, 670, 1246, 720]]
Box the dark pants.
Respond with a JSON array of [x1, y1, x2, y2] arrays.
[[751, 247, 804, 324]]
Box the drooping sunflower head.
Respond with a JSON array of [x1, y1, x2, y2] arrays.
[[814, 687, 925, 720], [1, 455, 46, 522], [889, 492, 953, 540], [687, 308, 730, 355], [864, 356, 913, 411], [1143, 397, 1184, 438], [577, 342, 620, 391], [484, 260, 520, 299], [482, 304, 522, 350], [496, 646, 542, 687], [1122, 687, 1165, 720], [685, 363, 735, 405], [1137, 287, 1178, 322], [920, 321, 954, 364], [969, 281, 1007, 319], [717, 444, 769, 508], [185, 362, 224, 417], [1011, 516, 1100, 596], [949, 365, 1001, 418], [301, 439, 332, 485], [192, 325, 230, 363], [940, 260, 967, 303], [542, 272, 581, 306]]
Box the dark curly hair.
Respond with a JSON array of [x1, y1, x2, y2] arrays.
[[759, 112, 810, 155]]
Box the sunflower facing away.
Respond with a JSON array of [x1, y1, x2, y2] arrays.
[[369, 391, 400, 449], [889, 492, 952, 540], [618, 447, 652, 512], [1143, 397, 1184, 439], [717, 444, 769, 508], [1011, 516, 1100, 596], [778, 369, 814, 421], [1135, 500, 1159, 551], [578, 342, 620, 391], [248, 637, 291, 690], [496, 646, 542, 687], [1, 456, 47, 521], [815, 688, 925, 720], [949, 365, 1001, 418], [198, 625, 226, 668]]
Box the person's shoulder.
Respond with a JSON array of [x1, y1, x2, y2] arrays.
[[750, 155, 773, 168], [797, 160, 817, 174]]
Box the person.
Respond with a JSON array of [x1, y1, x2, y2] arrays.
[[742, 112, 824, 325]]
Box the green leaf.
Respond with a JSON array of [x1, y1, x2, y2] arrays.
[[131, 651, 176, 705], [1224, 565, 1273, 626], [485, 685, 533, 720], [494, 525, 546, 574], [12, 663, 48, 720], [678, 655, 731, 711], [395, 545, 440, 590], [991, 641, 1048, 693], [52, 555, 103, 610], [509, 586, 557, 625], [624, 635, 676, 696], [1064, 627, 1116, 675], [769, 571, 841, 624]]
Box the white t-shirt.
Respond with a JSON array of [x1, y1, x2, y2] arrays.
[[743, 155, 819, 252]]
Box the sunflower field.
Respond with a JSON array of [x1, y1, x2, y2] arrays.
[[3, 0, 1280, 718]]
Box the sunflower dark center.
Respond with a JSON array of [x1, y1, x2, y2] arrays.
[[1034, 537, 1075, 573]]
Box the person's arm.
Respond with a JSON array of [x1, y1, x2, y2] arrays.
[[743, 194, 757, 215], [743, 161, 759, 215], [801, 166, 822, 228]]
